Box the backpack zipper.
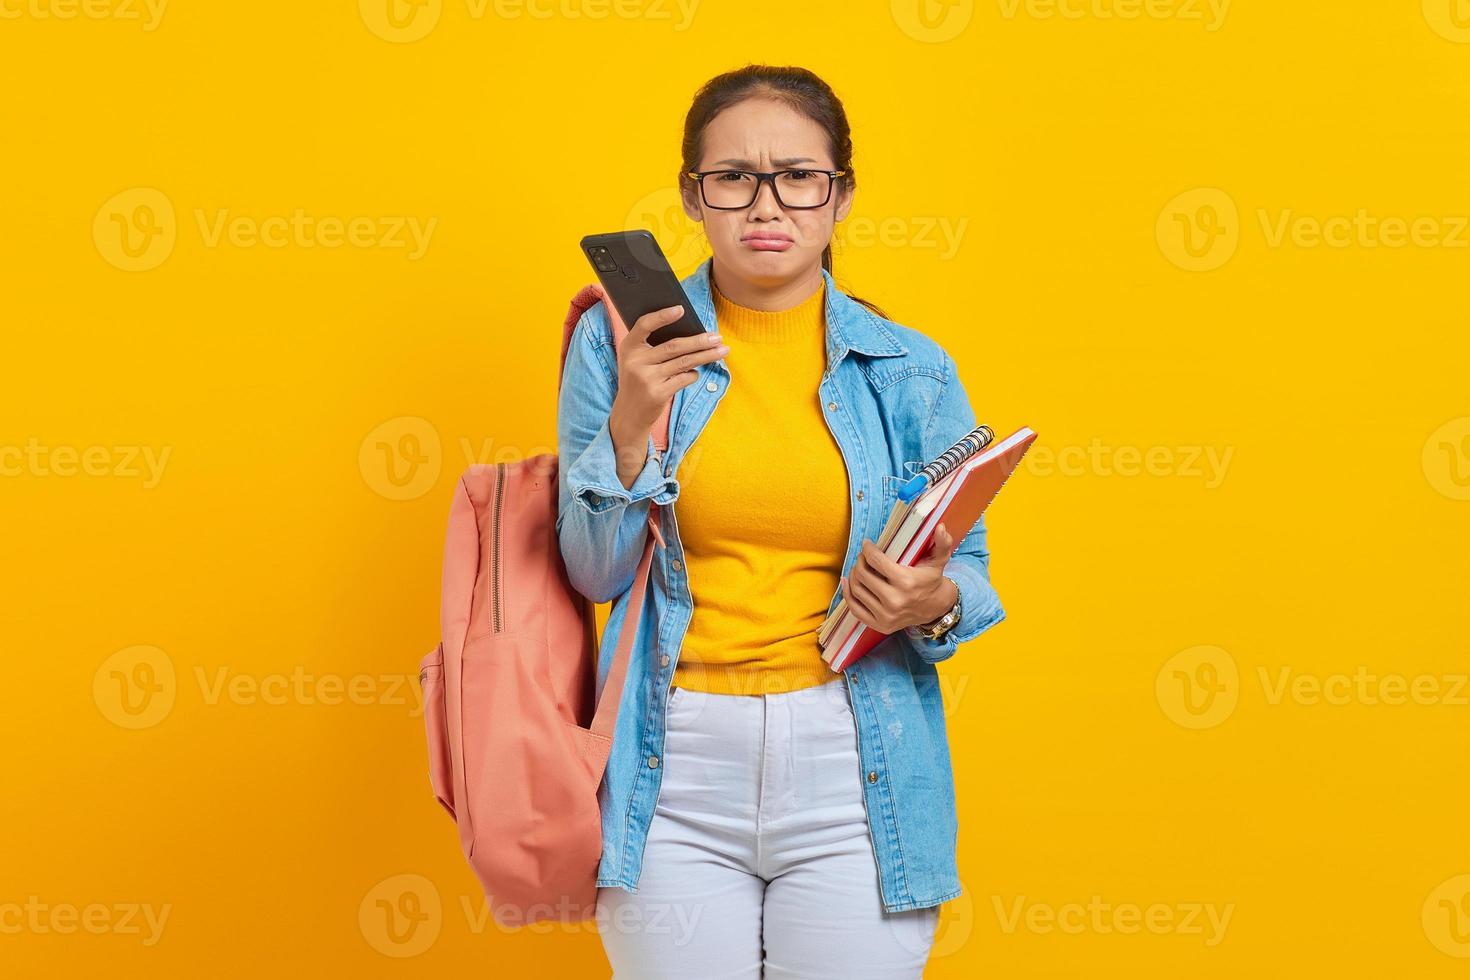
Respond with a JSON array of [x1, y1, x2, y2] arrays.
[[491, 463, 505, 632]]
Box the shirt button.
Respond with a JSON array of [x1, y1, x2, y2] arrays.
[[588, 492, 601, 505], [705, 380, 717, 392], [867, 770, 878, 783], [649, 755, 660, 769], [660, 654, 670, 667], [664, 463, 673, 477], [856, 489, 864, 501], [671, 559, 682, 571], [827, 401, 838, 411]]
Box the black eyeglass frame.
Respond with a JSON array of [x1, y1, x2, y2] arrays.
[[684, 168, 848, 210]]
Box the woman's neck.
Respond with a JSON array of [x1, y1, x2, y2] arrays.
[[711, 273, 825, 344]]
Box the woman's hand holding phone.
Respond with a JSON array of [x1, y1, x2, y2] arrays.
[[608, 304, 729, 490]]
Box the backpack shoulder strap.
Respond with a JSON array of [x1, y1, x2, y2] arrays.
[[560, 284, 676, 747], [438, 469, 485, 813], [561, 283, 672, 454], [439, 472, 481, 666]]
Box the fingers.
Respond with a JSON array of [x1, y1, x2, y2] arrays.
[[844, 566, 894, 631], [846, 553, 897, 611], [624, 308, 728, 378], [628, 304, 686, 341], [657, 367, 704, 395], [653, 346, 728, 387], [859, 538, 899, 581], [649, 339, 729, 382], [649, 327, 723, 358], [843, 572, 877, 627]]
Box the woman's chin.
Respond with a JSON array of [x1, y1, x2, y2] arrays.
[[729, 246, 808, 278]]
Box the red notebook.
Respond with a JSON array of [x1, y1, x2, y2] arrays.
[[819, 426, 1037, 671]]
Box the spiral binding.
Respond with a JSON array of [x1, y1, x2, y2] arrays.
[[918, 424, 994, 485]]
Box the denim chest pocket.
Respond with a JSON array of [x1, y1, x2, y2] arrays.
[[882, 458, 928, 502], [860, 360, 946, 491]]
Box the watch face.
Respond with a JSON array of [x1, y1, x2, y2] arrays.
[[934, 607, 959, 637]]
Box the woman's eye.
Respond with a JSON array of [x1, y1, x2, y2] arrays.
[[784, 170, 815, 181], [716, 171, 751, 182]]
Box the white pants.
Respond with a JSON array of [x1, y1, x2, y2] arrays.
[[597, 677, 939, 979]]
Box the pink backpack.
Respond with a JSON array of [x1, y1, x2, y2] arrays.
[[417, 284, 673, 927]]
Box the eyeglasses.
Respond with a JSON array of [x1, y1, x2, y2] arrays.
[[684, 168, 847, 210]]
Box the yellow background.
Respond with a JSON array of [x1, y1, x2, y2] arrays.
[[4, 0, 1469, 976]]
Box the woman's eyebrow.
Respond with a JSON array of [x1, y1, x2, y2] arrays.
[[712, 156, 819, 168]]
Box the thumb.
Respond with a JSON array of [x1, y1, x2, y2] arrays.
[[920, 522, 956, 567]]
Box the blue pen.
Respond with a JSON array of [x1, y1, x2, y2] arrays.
[[896, 472, 929, 504]]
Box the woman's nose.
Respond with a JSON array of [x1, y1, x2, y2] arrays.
[[750, 178, 784, 217]]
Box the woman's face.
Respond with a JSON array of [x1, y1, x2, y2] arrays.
[[682, 98, 853, 288]]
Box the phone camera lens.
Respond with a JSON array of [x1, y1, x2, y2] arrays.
[[589, 246, 619, 274]]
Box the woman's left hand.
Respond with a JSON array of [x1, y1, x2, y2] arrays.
[[840, 522, 960, 634]]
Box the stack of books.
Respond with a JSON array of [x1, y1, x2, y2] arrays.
[[818, 425, 1038, 671]]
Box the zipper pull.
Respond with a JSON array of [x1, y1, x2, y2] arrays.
[[647, 512, 667, 549]]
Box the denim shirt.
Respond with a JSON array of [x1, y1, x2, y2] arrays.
[[555, 256, 1006, 912]]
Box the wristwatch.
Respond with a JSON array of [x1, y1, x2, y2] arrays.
[[912, 576, 962, 641]]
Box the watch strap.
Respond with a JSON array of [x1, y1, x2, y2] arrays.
[[915, 575, 962, 639]]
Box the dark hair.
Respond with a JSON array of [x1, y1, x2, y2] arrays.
[[678, 64, 890, 321]]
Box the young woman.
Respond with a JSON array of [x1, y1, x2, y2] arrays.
[[557, 64, 1007, 978]]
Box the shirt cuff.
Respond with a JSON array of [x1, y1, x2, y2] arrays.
[[566, 418, 679, 515], [903, 559, 1006, 664]]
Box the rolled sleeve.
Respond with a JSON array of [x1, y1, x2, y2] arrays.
[[903, 521, 1007, 664], [567, 421, 679, 515]]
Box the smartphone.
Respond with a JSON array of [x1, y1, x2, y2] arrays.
[[579, 230, 707, 346]]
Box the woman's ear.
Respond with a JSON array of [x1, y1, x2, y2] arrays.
[[680, 182, 704, 223], [834, 180, 854, 223]]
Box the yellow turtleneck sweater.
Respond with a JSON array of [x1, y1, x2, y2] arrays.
[[669, 276, 851, 696]]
